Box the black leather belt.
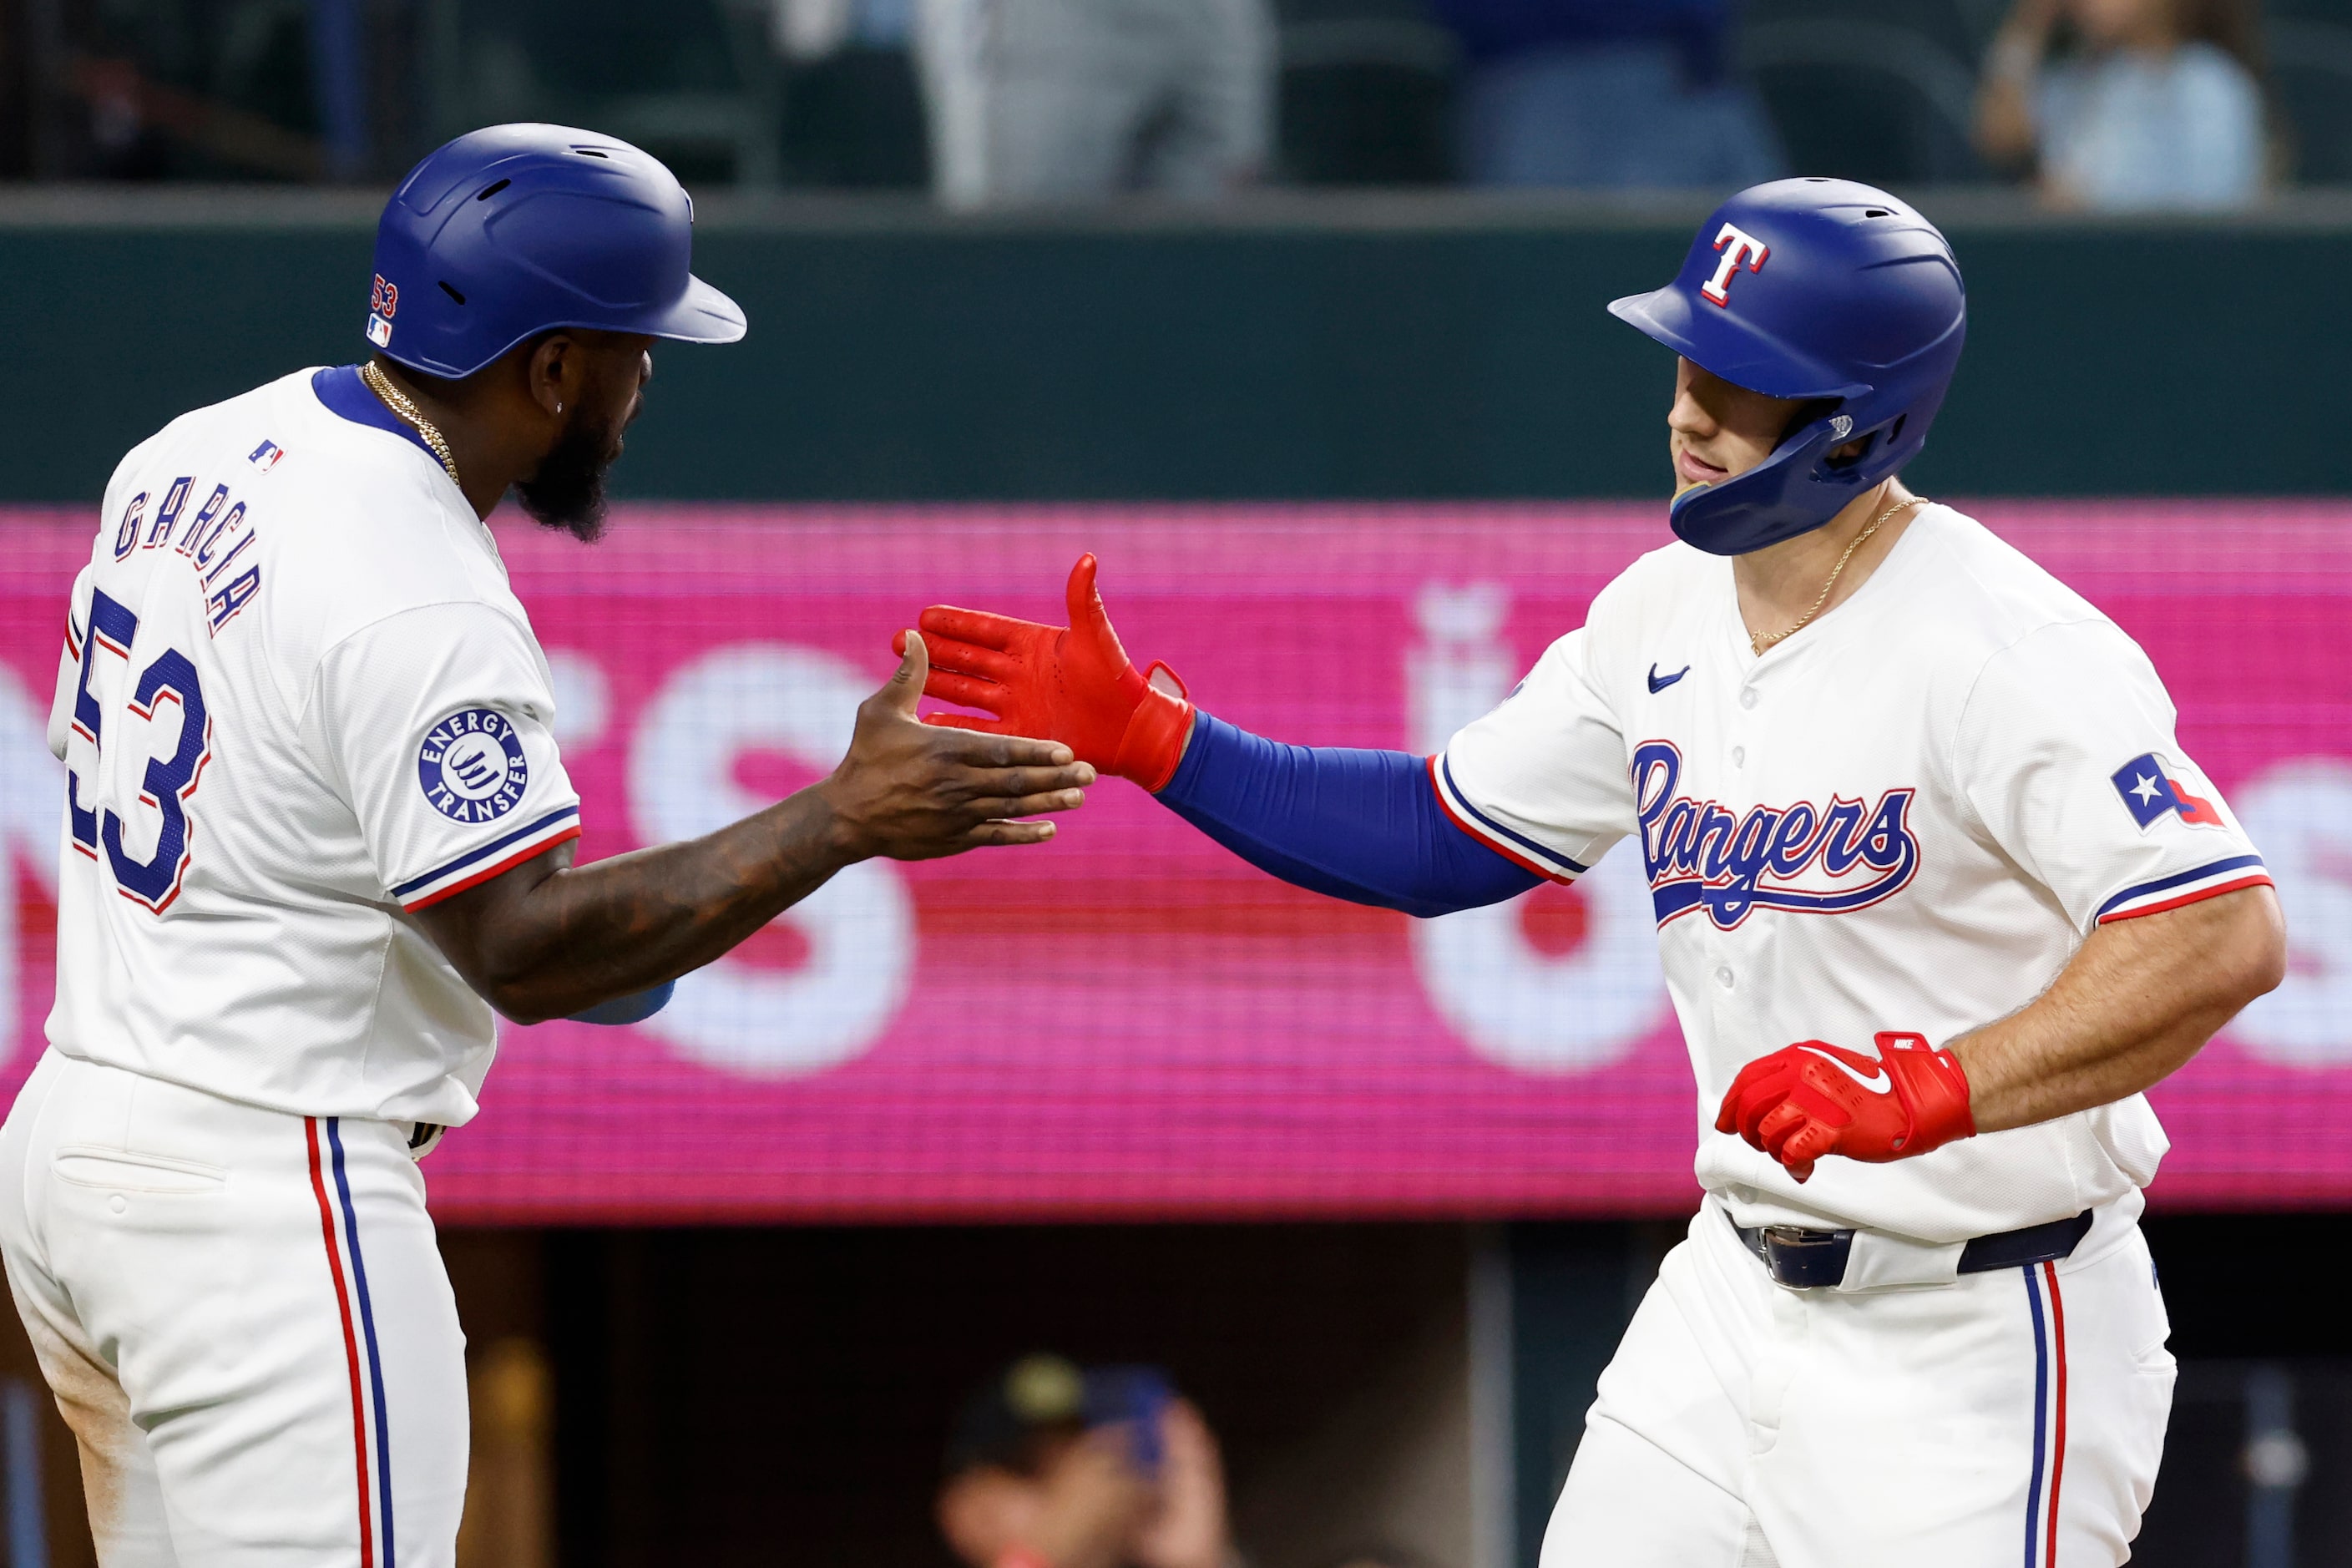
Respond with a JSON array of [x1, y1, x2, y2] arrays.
[[1730, 1207, 2096, 1290]]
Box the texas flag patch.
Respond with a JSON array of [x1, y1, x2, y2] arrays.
[[2111, 752, 2224, 829]]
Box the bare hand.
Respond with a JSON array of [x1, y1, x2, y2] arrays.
[[1128, 1401, 1233, 1568], [819, 633, 1095, 862], [1034, 1429, 1158, 1568]]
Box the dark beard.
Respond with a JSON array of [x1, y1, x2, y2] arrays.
[[513, 410, 619, 543]]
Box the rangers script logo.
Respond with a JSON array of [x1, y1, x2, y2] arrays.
[[1633, 740, 1920, 928]]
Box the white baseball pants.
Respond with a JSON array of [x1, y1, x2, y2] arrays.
[[1541, 1197, 2177, 1568], [0, 1050, 467, 1566]]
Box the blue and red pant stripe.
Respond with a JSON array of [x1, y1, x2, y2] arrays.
[[306, 1117, 396, 1567], [2022, 1260, 2070, 1566]]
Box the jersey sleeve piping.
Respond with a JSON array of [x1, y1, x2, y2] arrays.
[[2093, 854, 2272, 925], [392, 805, 581, 909], [1429, 754, 1586, 883]]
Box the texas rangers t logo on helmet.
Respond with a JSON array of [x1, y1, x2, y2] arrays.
[[1701, 223, 1770, 307]]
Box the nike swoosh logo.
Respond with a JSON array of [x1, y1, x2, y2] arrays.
[[1797, 1046, 1892, 1095], [1647, 663, 1690, 694]]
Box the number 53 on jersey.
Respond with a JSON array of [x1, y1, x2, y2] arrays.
[[61, 585, 212, 914]]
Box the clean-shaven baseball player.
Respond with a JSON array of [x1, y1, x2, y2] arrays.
[[904, 179, 2286, 1564], [1, 124, 1093, 1566]]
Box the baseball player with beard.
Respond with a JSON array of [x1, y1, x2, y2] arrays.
[[0, 124, 1094, 1566], [902, 179, 2287, 1564]]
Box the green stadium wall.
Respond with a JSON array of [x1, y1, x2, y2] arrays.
[[2, 200, 2344, 504]]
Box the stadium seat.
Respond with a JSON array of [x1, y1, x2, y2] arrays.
[[1737, 0, 1988, 185], [2264, 15, 2352, 185], [1274, 0, 1460, 185], [427, 0, 784, 185]]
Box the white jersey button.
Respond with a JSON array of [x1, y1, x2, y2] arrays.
[[1739, 688, 1759, 710], [1715, 966, 1735, 989], [1732, 746, 1746, 766]]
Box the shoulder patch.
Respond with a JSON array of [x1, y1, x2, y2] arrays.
[[2111, 751, 2223, 830], [417, 708, 529, 823]]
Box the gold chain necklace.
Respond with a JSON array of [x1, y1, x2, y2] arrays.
[[359, 361, 463, 488], [1748, 493, 1927, 655]]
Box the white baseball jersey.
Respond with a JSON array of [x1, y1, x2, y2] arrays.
[[1436, 503, 2269, 1244], [44, 366, 581, 1128]]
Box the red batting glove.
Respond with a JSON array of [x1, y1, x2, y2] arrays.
[[1713, 1032, 1976, 1183], [903, 554, 1195, 792]]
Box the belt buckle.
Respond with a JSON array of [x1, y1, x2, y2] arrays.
[[1758, 1224, 1850, 1289]]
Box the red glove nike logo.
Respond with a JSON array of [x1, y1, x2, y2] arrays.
[[1716, 1033, 1976, 1182], [1793, 1044, 1894, 1095]]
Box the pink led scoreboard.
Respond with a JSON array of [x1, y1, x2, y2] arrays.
[[3, 503, 2346, 1221]]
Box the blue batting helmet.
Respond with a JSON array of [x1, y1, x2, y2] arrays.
[[1610, 178, 1965, 556], [365, 124, 746, 379]]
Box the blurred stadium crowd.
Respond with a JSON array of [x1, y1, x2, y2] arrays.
[[3, 0, 2344, 207]]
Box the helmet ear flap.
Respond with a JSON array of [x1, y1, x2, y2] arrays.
[[1671, 413, 1856, 556], [1822, 422, 1871, 473]]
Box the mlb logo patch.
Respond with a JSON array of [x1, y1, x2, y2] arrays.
[[367, 314, 393, 348], [248, 439, 284, 473], [2112, 752, 2223, 829]]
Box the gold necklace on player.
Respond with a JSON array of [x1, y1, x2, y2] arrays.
[[359, 361, 463, 488], [1748, 493, 1927, 655]]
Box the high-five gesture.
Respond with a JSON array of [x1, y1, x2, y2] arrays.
[[821, 631, 1100, 859], [410, 631, 1096, 1024], [903, 554, 1196, 792]]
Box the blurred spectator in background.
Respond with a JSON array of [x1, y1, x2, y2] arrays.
[[775, 0, 916, 58], [1430, 0, 1783, 188], [771, 0, 933, 187], [910, 0, 1273, 208], [938, 1354, 1240, 1568], [1975, 0, 2268, 210]]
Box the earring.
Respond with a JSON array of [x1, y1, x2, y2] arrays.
[[556, 402, 565, 414]]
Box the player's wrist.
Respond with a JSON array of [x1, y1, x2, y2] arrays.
[[1120, 690, 1195, 792], [1878, 1031, 1976, 1156], [1116, 663, 1194, 792], [804, 776, 878, 867]]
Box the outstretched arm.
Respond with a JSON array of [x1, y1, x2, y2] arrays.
[[412, 635, 1095, 1024], [913, 555, 1541, 918], [1156, 715, 1538, 917]]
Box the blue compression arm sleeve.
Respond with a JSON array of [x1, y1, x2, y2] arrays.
[[1154, 713, 1543, 918]]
